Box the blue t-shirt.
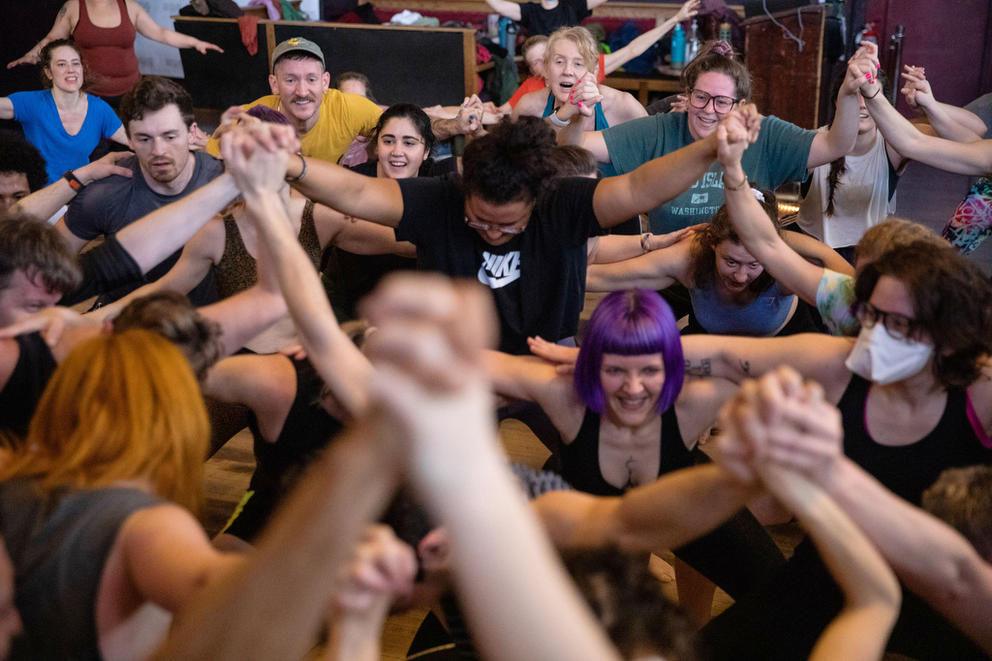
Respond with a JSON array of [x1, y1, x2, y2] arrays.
[[601, 112, 815, 233], [689, 279, 795, 336], [9, 90, 122, 184]]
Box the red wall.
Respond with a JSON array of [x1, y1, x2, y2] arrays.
[[865, 0, 991, 114]]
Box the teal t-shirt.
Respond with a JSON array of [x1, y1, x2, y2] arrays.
[[601, 113, 816, 233]]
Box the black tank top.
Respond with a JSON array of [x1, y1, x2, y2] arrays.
[[247, 357, 344, 493], [839, 374, 991, 504], [561, 405, 693, 496], [0, 333, 58, 439]]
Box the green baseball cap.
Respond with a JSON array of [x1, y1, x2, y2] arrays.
[[271, 37, 325, 68]]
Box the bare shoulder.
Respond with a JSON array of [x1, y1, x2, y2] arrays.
[[513, 89, 550, 119], [189, 214, 228, 264], [0, 338, 19, 394], [599, 85, 647, 123], [117, 503, 212, 565], [674, 377, 738, 445]]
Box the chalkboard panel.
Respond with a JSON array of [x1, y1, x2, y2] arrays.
[[174, 18, 272, 110], [272, 22, 469, 107]]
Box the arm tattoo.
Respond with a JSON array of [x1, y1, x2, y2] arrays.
[[684, 358, 712, 377], [58, 3, 68, 19], [739, 359, 752, 377]]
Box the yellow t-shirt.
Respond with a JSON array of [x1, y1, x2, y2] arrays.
[[207, 90, 381, 164]]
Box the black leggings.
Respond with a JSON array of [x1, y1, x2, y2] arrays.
[[699, 540, 988, 661]]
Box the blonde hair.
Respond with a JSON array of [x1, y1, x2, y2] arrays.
[[546, 26, 599, 74], [1, 330, 209, 513]]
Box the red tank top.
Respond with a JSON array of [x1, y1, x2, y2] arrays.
[[73, 0, 140, 98]]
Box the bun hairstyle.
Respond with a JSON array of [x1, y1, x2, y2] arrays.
[[680, 40, 751, 101]]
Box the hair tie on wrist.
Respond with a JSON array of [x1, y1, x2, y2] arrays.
[[724, 174, 749, 191], [285, 152, 307, 183], [862, 86, 882, 100]]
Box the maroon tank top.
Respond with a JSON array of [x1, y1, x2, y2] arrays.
[[73, 0, 140, 98]]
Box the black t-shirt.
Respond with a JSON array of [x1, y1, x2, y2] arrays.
[[519, 0, 591, 36], [348, 157, 458, 178], [395, 174, 600, 354], [323, 158, 460, 320]]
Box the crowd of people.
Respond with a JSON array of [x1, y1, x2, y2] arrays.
[[1, 3, 992, 660]]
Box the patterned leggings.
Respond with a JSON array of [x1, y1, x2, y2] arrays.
[[942, 176, 992, 254]]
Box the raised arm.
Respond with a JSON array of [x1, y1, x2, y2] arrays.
[[724, 367, 901, 661], [743, 367, 992, 655], [556, 117, 610, 161], [223, 127, 372, 418], [115, 173, 237, 273], [901, 66, 986, 143], [362, 274, 621, 661], [860, 63, 992, 174], [806, 46, 872, 168], [484, 0, 522, 21], [601, 0, 699, 76], [154, 414, 402, 661], [7, 1, 75, 68], [7, 151, 133, 221], [767, 468, 901, 661], [591, 104, 760, 227], [780, 231, 853, 276], [718, 126, 827, 304], [131, 2, 222, 54]]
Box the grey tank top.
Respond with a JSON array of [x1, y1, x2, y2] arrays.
[[0, 479, 161, 660]]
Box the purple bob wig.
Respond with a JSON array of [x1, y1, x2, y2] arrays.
[[573, 289, 684, 415], [245, 104, 291, 126]]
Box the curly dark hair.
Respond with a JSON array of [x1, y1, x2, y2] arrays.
[[689, 189, 779, 294], [461, 116, 558, 204], [0, 130, 47, 194], [112, 291, 223, 383], [562, 546, 699, 661], [119, 76, 195, 133], [853, 242, 992, 388], [923, 465, 992, 563]]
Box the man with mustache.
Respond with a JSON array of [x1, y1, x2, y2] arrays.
[[55, 76, 223, 304], [215, 37, 382, 165]]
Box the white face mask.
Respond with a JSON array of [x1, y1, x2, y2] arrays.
[[845, 323, 933, 385]]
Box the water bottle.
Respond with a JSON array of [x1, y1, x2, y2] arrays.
[[670, 23, 685, 70], [719, 22, 732, 43], [685, 18, 700, 64]]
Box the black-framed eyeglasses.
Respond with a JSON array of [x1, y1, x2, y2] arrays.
[[854, 301, 920, 340], [688, 89, 740, 113]]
